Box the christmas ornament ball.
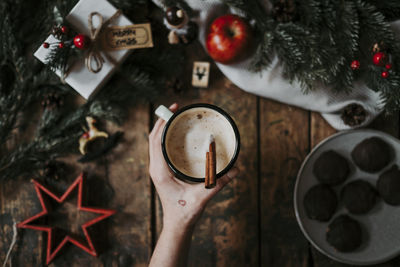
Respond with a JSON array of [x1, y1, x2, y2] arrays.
[[385, 63, 392, 70], [381, 71, 389, 78], [73, 34, 90, 50], [43, 42, 50, 48], [61, 25, 68, 34], [350, 60, 360, 70], [373, 52, 386, 66], [58, 42, 64, 48]]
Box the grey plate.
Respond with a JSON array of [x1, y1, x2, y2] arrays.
[[294, 129, 400, 265]]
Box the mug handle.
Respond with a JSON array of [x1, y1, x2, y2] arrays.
[[155, 105, 174, 121]]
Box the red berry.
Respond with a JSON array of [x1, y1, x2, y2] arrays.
[[73, 34, 90, 50], [373, 52, 386, 66], [381, 71, 389, 78], [82, 132, 90, 139], [58, 42, 64, 48], [61, 26, 68, 34], [351, 60, 360, 70], [385, 63, 392, 70], [43, 42, 50, 48]]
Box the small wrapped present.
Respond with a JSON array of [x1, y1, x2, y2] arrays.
[[34, 0, 152, 99]]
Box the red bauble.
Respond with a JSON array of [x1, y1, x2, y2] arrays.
[[372, 52, 386, 66], [43, 42, 50, 48], [385, 63, 392, 70], [58, 42, 64, 48], [351, 60, 360, 70], [73, 34, 91, 50], [206, 14, 253, 64], [61, 25, 68, 34], [381, 71, 389, 78]]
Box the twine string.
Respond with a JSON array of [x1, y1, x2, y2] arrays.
[[85, 10, 121, 73], [2, 221, 18, 267]]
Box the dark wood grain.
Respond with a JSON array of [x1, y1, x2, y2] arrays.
[[310, 113, 337, 148], [370, 113, 399, 137], [259, 101, 310, 267], [153, 41, 259, 267], [0, 104, 151, 267], [98, 104, 152, 267], [0, 178, 44, 266], [2, 31, 400, 267], [0, 97, 46, 266]]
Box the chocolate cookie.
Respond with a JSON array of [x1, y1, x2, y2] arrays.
[[341, 180, 377, 214], [377, 165, 400, 205], [313, 150, 350, 185], [326, 215, 362, 252], [351, 137, 392, 173], [304, 184, 337, 222]]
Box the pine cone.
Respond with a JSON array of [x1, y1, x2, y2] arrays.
[[273, 0, 297, 23], [41, 93, 64, 110], [341, 104, 367, 127]]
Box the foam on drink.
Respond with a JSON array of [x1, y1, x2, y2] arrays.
[[165, 107, 236, 178]]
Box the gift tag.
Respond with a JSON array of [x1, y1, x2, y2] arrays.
[[102, 23, 153, 50], [192, 61, 210, 88]]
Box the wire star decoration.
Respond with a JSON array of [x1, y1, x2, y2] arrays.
[[17, 173, 115, 265]]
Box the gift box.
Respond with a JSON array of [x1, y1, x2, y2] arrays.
[[34, 0, 134, 99]]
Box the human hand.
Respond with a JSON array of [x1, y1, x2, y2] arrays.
[[149, 103, 239, 230]]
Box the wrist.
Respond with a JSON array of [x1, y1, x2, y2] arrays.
[[163, 206, 205, 230], [162, 216, 196, 235], [162, 221, 195, 239]]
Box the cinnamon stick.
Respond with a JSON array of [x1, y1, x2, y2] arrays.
[[205, 152, 210, 188], [208, 141, 216, 188]]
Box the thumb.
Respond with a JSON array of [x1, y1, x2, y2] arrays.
[[201, 167, 239, 201]]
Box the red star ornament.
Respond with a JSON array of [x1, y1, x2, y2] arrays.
[[17, 173, 115, 265]]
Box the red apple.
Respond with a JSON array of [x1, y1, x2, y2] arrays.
[[206, 14, 253, 64]]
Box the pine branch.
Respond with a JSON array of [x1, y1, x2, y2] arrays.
[[0, 0, 182, 181], [45, 43, 77, 74], [250, 32, 274, 72], [365, 0, 400, 21]]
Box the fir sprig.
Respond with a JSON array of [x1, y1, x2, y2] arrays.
[[221, 0, 400, 110], [0, 0, 183, 181]]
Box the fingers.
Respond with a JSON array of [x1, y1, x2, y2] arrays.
[[193, 167, 239, 202], [149, 103, 179, 186], [169, 103, 178, 112], [213, 167, 239, 193]]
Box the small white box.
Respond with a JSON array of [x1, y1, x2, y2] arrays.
[[34, 0, 133, 99]]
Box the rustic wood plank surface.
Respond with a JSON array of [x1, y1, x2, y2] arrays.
[[2, 28, 400, 267], [2, 71, 400, 267], [153, 41, 259, 267], [310, 113, 336, 148], [101, 104, 152, 267], [0, 104, 152, 267], [0, 178, 44, 266], [259, 101, 310, 266]]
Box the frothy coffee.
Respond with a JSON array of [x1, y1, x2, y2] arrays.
[[165, 107, 236, 178]]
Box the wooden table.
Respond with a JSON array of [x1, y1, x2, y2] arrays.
[[1, 41, 400, 267]]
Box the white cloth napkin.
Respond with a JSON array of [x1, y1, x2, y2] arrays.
[[154, 0, 400, 130]]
